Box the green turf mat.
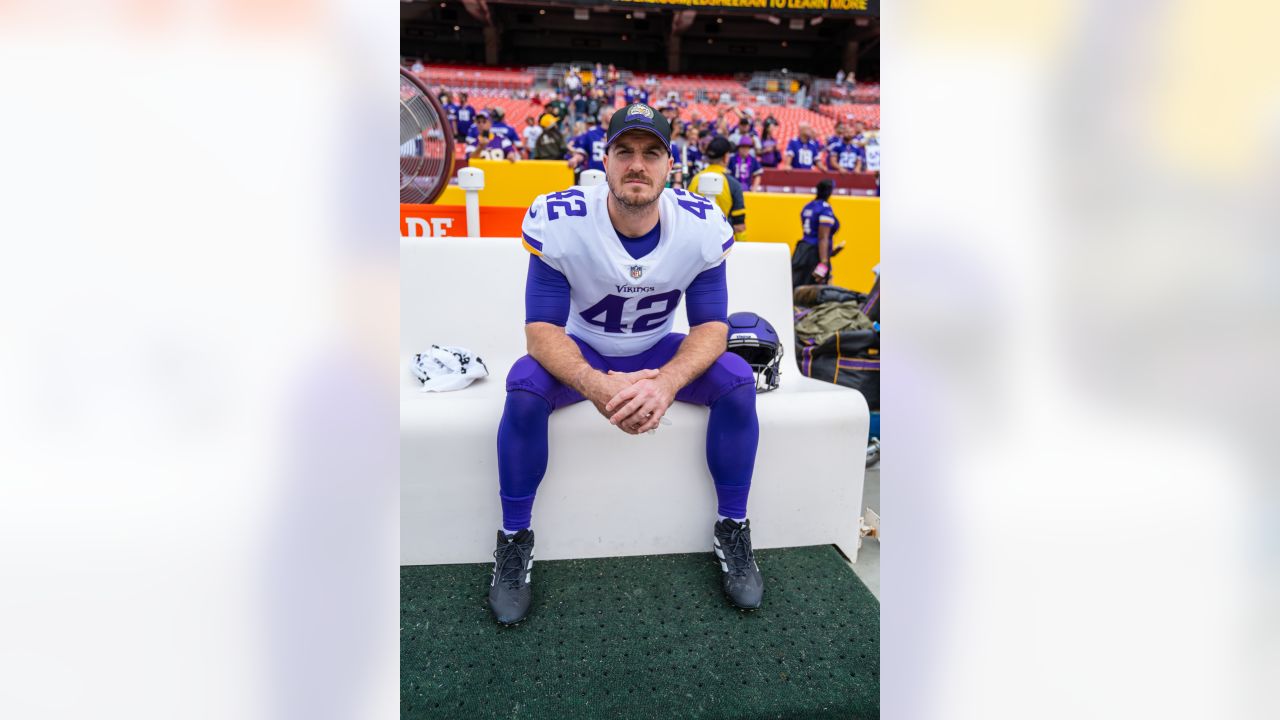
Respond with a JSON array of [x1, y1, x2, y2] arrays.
[[402, 545, 879, 719]]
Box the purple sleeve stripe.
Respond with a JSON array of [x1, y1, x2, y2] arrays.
[[861, 286, 879, 313], [721, 237, 734, 251], [522, 232, 544, 252]]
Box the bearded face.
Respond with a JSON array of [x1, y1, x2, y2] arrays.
[[604, 130, 671, 210]]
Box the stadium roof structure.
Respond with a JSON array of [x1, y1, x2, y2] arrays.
[[402, 1, 879, 76], [510, 0, 878, 17]]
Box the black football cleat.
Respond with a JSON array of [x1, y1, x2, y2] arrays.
[[713, 519, 764, 609], [488, 528, 535, 625]]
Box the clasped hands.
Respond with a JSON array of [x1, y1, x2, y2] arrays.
[[584, 368, 676, 435]]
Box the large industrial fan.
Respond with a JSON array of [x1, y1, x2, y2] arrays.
[[400, 68, 454, 204]]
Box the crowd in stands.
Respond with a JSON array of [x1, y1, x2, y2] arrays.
[[409, 61, 880, 194]]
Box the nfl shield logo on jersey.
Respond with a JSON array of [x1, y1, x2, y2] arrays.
[[629, 265, 644, 280]]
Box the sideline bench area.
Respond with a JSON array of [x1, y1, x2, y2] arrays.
[[401, 236, 869, 565]]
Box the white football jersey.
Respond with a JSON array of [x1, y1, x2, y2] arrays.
[[521, 182, 734, 356]]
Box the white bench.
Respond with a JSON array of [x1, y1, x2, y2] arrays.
[[401, 236, 869, 565]]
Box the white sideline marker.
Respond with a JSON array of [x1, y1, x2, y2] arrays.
[[457, 166, 484, 237]]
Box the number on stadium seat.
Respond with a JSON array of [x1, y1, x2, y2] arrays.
[[545, 188, 587, 220]]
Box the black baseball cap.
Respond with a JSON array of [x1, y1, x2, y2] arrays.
[[705, 136, 734, 159], [605, 103, 672, 154]]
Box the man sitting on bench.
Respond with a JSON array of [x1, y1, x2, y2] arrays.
[[488, 102, 765, 625]]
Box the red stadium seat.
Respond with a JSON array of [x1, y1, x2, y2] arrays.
[[414, 63, 536, 92], [423, 66, 880, 172], [817, 104, 880, 129]]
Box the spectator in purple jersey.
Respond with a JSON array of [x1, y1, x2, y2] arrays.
[[824, 124, 865, 172], [440, 91, 459, 134], [758, 125, 781, 168], [490, 107, 519, 145], [727, 136, 763, 191], [685, 134, 704, 171], [785, 123, 824, 170], [465, 112, 518, 162], [567, 108, 610, 172], [851, 119, 869, 146], [455, 92, 477, 138], [623, 84, 639, 105], [826, 121, 845, 149], [825, 127, 865, 173]]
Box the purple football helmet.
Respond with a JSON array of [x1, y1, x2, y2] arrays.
[[726, 311, 783, 392]]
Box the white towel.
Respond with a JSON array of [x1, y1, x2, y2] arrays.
[[412, 345, 488, 392]]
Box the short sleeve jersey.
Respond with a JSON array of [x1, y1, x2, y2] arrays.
[[785, 138, 824, 169], [571, 126, 608, 171], [493, 122, 519, 144], [520, 184, 734, 356], [726, 153, 762, 185], [465, 128, 514, 160], [455, 105, 476, 136], [758, 139, 781, 167], [522, 125, 543, 149], [826, 139, 864, 171], [685, 143, 703, 168], [800, 198, 839, 247]]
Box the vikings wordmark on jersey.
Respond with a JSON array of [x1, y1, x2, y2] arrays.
[[521, 183, 735, 356]]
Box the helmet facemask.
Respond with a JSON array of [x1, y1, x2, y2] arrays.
[[726, 338, 783, 393]]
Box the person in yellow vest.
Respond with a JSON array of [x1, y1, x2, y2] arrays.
[[688, 137, 747, 240]]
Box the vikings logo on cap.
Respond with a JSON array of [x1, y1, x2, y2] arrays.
[[606, 102, 671, 151]]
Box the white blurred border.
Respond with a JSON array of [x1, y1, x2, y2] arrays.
[[884, 1, 1278, 718], [0, 2, 398, 718]]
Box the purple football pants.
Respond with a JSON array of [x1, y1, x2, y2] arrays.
[[497, 332, 758, 531]]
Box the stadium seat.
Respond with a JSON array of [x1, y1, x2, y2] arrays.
[[818, 103, 881, 128], [423, 67, 880, 170], [823, 82, 880, 104], [400, 236, 870, 566], [415, 63, 535, 92]]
